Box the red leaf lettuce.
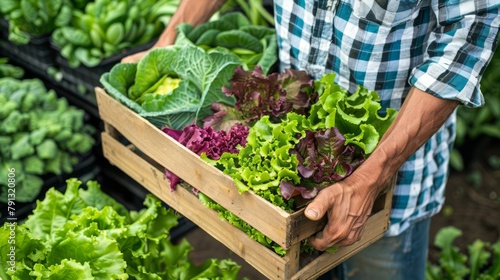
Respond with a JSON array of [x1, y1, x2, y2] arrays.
[[280, 127, 365, 200], [162, 123, 249, 191], [203, 66, 316, 130]]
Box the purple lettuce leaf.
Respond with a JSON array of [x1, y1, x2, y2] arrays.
[[162, 123, 249, 191], [280, 127, 365, 200], [211, 66, 315, 128], [278, 68, 316, 114]]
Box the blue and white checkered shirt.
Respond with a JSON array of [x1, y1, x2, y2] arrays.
[[274, 0, 500, 236]]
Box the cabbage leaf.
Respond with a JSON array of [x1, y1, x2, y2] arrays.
[[101, 45, 242, 129]]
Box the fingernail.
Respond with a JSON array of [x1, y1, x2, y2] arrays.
[[306, 208, 318, 219]]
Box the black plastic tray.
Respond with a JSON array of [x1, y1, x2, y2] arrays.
[[52, 40, 155, 96], [0, 19, 57, 72]]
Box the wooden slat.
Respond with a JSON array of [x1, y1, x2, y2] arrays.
[[291, 209, 390, 280], [96, 88, 296, 248], [101, 133, 290, 278]]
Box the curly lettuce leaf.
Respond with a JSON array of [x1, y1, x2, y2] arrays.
[[0, 223, 47, 279], [308, 73, 398, 155], [2, 178, 244, 279], [47, 232, 128, 279], [205, 114, 308, 209], [24, 178, 89, 240], [30, 259, 94, 280], [162, 123, 249, 191]]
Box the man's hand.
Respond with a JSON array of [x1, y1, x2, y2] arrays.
[[304, 87, 459, 251], [304, 171, 382, 251]]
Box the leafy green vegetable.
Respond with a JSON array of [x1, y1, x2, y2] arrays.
[[204, 66, 316, 130], [175, 12, 278, 74], [426, 226, 500, 280], [308, 73, 398, 155], [0, 0, 88, 44], [204, 113, 307, 210], [0, 178, 245, 280], [280, 127, 365, 199], [219, 0, 275, 27], [0, 58, 24, 78], [51, 0, 181, 67], [204, 73, 396, 209], [101, 45, 242, 129], [0, 78, 95, 203]]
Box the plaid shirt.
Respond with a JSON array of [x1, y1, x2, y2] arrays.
[[274, 0, 500, 235]]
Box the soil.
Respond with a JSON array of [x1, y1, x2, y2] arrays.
[[184, 138, 500, 279], [428, 140, 500, 263]]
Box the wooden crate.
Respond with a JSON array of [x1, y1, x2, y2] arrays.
[[96, 87, 395, 280]]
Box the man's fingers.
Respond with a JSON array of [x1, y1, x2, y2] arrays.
[[308, 212, 369, 250], [309, 225, 364, 250], [304, 188, 335, 220]]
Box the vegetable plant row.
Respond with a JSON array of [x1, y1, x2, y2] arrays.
[[0, 178, 246, 279], [0, 0, 90, 44], [51, 0, 181, 68], [101, 44, 399, 255], [0, 0, 181, 68], [0, 77, 95, 203]]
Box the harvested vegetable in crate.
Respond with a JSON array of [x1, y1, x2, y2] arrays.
[[100, 44, 242, 129]]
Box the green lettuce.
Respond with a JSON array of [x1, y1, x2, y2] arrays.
[[308, 73, 398, 155], [101, 45, 242, 129], [0, 178, 244, 279]]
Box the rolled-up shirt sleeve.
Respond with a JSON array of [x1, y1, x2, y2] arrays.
[[409, 0, 500, 108]]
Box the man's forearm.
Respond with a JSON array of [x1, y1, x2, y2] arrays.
[[154, 0, 227, 47], [355, 86, 459, 192]]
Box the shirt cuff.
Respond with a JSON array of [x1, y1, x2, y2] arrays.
[[409, 61, 485, 108]]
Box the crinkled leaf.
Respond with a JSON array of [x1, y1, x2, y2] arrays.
[[78, 180, 129, 217], [281, 127, 364, 199], [219, 66, 315, 127], [0, 224, 47, 279], [48, 231, 128, 279], [24, 178, 88, 240], [30, 259, 94, 280], [101, 45, 241, 129], [162, 123, 249, 190], [308, 73, 398, 155]]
